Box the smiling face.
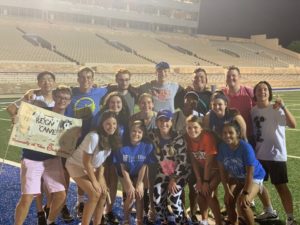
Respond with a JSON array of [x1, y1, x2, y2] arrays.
[[226, 69, 240, 90], [38, 74, 55, 92], [116, 73, 131, 91], [222, 125, 239, 147], [211, 98, 227, 117], [157, 68, 169, 83], [108, 95, 123, 113], [130, 125, 144, 145], [139, 95, 154, 113], [102, 117, 118, 135], [156, 117, 172, 136], [77, 70, 94, 92], [53, 92, 71, 111], [186, 121, 202, 140], [193, 71, 207, 91], [255, 83, 270, 104]]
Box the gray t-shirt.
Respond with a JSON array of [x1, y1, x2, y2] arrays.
[[139, 82, 179, 112]]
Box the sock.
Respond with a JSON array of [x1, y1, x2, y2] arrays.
[[77, 194, 85, 203], [287, 213, 294, 221], [264, 206, 274, 213]]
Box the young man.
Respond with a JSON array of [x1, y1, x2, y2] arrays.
[[222, 66, 255, 144], [138, 61, 183, 112], [65, 67, 108, 219], [107, 69, 139, 116], [13, 85, 73, 225], [251, 81, 297, 225], [175, 67, 212, 117]]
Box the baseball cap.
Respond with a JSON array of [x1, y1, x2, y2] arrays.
[[156, 109, 173, 121], [155, 61, 170, 70], [184, 91, 200, 101]]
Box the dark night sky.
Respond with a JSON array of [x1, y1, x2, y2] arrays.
[[198, 0, 300, 47]]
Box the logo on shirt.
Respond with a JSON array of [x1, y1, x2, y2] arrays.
[[151, 88, 171, 101], [73, 97, 96, 120]]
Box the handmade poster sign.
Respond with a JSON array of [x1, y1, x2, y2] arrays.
[[9, 102, 82, 158]]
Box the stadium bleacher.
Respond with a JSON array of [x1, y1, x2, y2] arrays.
[[0, 17, 300, 95]]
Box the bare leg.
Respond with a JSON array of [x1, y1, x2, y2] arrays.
[[47, 191, 66, 222], [14, 194, 34, 225], [275, 183, 293, 214], [74, 176, 100, 225]]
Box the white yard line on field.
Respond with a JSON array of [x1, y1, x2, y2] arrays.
[[287, 155, 300, 159], [0, 118, 10, 121]]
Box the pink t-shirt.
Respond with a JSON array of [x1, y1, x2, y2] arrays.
[[222, 86, 255, 138]]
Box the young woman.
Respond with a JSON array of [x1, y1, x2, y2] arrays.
[[203, 91, 246, 138], [98, 92, 130, 224], [114, 120, 156, 225], [148, 110, 189, 225], [185, 115, 222, 225], [66, 111, 122, 225], [217, 121, 266, 225]]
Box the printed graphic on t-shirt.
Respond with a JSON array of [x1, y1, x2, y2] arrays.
[[223, 157, 244, 178], [253, 115, 266, 142], [73, 97, 96, 120], [192, 151, 206, 162], [151, 88, 171, 101], [122, 154, 147, 163]]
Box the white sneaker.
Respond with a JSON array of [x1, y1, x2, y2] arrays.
[[255, 210, 279, 221], [286, 218, 297, 225]]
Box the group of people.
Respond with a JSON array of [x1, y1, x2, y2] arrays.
[[6, 62, 297, 225]]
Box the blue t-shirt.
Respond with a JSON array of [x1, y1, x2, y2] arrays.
[[113, 141, 156, 178], [217, 140, 265, 180], [65, 87, 107, 143]]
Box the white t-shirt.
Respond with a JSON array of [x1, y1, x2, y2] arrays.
[[15, 95, 55, 108], [67, 132, 111, 168], [251, 104, 287, 161]]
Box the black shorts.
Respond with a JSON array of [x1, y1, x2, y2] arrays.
[[259, 160, 288, 185]]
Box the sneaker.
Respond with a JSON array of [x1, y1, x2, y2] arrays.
[[37, 211, 47, 225], [104, 211, 119, 224], [255, 210, 278, 221], [75, 202, 84, 219], [144, 217, 155, 225], [286, 218, 298, 225], [61, 205, 74, 223]]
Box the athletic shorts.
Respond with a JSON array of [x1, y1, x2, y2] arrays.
[[20, 158, 66, 195], [259, 160, 288, 185]]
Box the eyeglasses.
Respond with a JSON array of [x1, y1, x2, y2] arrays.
[[56, 96, 71, 101]]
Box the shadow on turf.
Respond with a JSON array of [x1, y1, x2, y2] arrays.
[[256, 220, 285, 225]]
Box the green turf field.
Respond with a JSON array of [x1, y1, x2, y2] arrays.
[[0, 91, 299, 223]]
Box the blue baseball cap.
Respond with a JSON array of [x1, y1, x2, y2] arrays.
[[155, 61, 170, 70], [156, 109, 173, 121]]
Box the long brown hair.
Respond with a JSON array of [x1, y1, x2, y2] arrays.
[[95, 110, 122, 151]]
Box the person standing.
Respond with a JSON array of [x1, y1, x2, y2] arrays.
[[138, 61, 183, 112], [251, 81, 297, 225]]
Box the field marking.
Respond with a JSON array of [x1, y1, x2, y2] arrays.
[[287, 155, 300, 159], [286, 129, 300, 131], [0, 158, 20, 168], [0, 118, 10, 121]]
